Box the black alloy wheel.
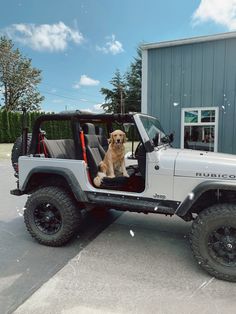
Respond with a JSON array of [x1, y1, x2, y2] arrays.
[[208, 226, 236, 266], [190, 203, 236, 282], [24, 186, 82, 246], [34, 203, 62, 235]]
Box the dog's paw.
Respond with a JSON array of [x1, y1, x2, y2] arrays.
[[98, 172, 106, 179], [108, 174, 115, 178], [93, 176, 102, 187], [93, 172, 106, 187], [123, 172, 129, 178]]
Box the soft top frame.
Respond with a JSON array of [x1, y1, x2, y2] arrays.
[[29, 111, 135, 156]]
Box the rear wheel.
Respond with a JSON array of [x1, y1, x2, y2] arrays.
[[190, 203, 236, 282], [24, 186, 82, 246]]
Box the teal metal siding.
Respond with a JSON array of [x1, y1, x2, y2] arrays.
[[147, 38, 236, 153]]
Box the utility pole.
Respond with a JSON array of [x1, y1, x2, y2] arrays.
[[114, 82, 125, 114], [119, 84, 125, 114], [120, 86, 124, 114]]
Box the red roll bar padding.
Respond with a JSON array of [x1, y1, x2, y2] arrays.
[[37, 133, 48, 157], [79, 131, 88, 164], [79, 131, 92, 184]]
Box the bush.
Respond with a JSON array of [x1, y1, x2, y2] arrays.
[[0, 110, 41, 143], [0, 110, 77, 143]]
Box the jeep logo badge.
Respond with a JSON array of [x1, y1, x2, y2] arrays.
[[153, 193, 166, 200]]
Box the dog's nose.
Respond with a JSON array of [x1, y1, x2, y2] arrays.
[[117, 139, 120, 143]]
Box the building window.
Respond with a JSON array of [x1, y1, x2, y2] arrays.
[[181, 107, 219, 152]]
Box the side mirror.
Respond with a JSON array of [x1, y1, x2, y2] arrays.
[[169, 133, 174, 143], [161, 133, 174, 144], [152, 132, 159, 146]]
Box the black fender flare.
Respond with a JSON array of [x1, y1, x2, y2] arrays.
[[176, 180, 236, 217], [21, 166, 88, 203]]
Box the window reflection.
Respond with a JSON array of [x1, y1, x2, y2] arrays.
[[201, 110, 215, 123], [184, 125, 214, 152], [184, 111, 198, 123]]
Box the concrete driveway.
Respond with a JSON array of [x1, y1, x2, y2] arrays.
[[14, 211, 236, 314], [1, 160, 236, 314], [0, 161, 120, 314]]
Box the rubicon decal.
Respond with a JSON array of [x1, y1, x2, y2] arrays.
[[196, 173, 236, 179]]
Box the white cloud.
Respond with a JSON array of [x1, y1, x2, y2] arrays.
[[96, 34, 124, 55], [192, 0, 236, 30], [73, 82, 81, 89], [80, 103, 104, 113], [79, 98, 89, 102], [82, 108, 92, 113], [73, 75, 100, 89], [93, 103, 104, 112], [3, 22, 84, 51], [79, 75, 100, 86]]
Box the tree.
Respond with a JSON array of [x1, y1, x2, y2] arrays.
[[0, 37, 44, 111], [125, 47, 142, 112], [100, 48, 142, 113], [1, 110, 11, 142], [100, 69, 126, 113]]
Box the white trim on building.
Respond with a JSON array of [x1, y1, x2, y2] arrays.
[[141, 49, 148, 114], [141, 31, 236, 50]]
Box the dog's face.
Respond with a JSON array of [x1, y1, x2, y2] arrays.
[[109, 130, 126, 146]]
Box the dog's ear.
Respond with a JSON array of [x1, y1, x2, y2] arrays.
[[122, 131, 127, 143], [108, 132, 114, 144]]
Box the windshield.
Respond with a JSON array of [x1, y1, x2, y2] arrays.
[[139, 115, 166, 146]]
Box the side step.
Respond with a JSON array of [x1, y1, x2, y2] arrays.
[[86, 192, 178, 215]]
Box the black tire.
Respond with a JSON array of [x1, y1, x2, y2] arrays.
[[11, 134, 32, 172], [190, 203, 236, 282], [24, 186, 82, 247]]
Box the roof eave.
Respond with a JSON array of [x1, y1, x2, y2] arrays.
[[141, 31, 236, 50]]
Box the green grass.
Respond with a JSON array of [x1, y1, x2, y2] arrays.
[[0, 143, 13, 160]]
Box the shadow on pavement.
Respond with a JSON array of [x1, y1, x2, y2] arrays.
[[0, 209, 121, 314]]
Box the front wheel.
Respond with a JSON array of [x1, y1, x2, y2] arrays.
[[24, 186, 82, 246], [190, 203, 236, 282]]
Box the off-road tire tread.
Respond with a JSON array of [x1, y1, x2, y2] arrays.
[[190, 203, 236, 282], [11, 134, 32, 172], [24, 186, 82, 247]]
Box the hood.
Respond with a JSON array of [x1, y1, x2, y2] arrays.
[[175, 149, 236, 180]]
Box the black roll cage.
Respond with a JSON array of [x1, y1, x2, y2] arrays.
[[28, 112, 136, 158]]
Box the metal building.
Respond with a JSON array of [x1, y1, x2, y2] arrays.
[[141, 32, 236, 154]]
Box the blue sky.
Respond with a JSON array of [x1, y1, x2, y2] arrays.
[[0, 0, 235, 112]]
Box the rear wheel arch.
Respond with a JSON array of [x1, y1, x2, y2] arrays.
[[22, 167, 88, 203]]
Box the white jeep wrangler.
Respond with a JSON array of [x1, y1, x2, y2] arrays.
[[11, 111, 236, 282]]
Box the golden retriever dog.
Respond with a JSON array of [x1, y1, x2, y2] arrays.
[[93, 130, 129, 187]]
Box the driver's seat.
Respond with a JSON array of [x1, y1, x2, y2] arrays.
[[83, 123, 105, 180]]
